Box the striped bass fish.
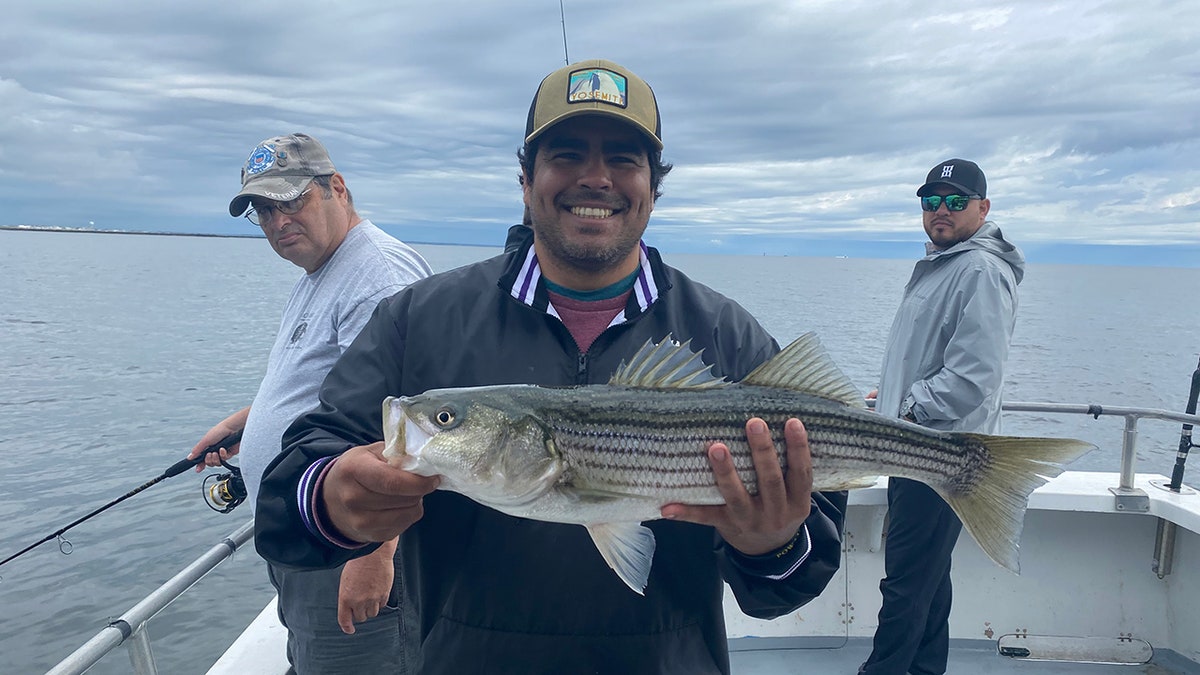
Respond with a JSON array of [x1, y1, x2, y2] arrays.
[[382, 332, 1093, 594]]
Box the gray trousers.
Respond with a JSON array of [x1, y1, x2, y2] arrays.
[[267, 558, 407, 674]]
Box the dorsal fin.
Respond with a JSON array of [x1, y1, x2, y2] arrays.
[[609, 336, 729, 389], [741, 332, 865, 408]]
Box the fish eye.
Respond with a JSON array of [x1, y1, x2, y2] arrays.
[[434, 407, 456, 427]]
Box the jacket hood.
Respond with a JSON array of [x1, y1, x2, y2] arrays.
[[927, 220, 1025, 285]]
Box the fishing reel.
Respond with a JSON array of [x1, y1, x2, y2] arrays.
[[203, 461, 247, 514]]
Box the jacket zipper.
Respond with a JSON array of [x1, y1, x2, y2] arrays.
[[575, 352, 588, 385]]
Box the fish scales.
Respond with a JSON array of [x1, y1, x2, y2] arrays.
[[384, 331, 1095, 593], [507, 384, 984, 500]]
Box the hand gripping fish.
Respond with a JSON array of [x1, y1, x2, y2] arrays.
[[382, 332, 1094, 594]]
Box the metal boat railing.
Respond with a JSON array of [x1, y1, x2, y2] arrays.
[[1000, 402, 1200, 581], [45, 520, 254, 675], [42, 403, 1200, 674], [1002, 401, 1200, 504]]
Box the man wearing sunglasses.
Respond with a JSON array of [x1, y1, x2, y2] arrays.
[[186, 133, 432, 673], [861, 159, 1024, 675]]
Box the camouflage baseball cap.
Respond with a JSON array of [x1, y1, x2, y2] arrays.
[[228, 133, 336, 217], [524, 59, 662, 150]]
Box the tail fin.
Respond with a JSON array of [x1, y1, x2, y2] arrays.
[[943, 435, 1094, 573]]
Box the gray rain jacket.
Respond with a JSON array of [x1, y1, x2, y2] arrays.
[[875, 221, 1025, 434]]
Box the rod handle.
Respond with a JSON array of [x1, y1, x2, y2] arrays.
[[164, 429, 244, 478]]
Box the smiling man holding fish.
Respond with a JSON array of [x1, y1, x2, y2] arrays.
[[255, 59, 847, 674]]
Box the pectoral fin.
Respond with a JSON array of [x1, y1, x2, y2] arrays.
[[585, 522, 656, 595]]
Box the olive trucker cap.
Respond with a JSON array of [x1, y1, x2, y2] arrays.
[[228, 133, 337, 217], [524, 59, 663, 150], [917, 158, 987, 198]]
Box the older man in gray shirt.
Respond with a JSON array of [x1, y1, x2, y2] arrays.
[[188, 133, 430, 673]]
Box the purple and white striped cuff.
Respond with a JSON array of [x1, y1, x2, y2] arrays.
[[298, 456, 369, 550]]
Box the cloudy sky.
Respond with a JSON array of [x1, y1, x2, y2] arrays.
[[2, 1, 1197, 263]]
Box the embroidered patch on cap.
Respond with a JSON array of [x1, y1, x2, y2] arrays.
[[567, 68, 628, 108], [245, 144, 277, 175]]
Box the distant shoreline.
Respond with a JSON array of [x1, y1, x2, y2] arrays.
[[0, 224, 260, 239], [6, 224, 1199, 267], [0, 225, 492, 248]]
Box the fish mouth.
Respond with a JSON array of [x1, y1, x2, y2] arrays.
[[398, 417, 433, 473], [382, 396, 429, 471]]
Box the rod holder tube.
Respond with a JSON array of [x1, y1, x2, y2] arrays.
[[1152, 518, 1177, 579], [1119, 416, 1139, 491], [125, 628, 158, 675]]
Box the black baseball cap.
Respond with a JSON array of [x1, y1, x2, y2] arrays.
[[917, 158, 986, 198]]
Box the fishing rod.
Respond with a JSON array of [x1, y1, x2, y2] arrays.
[[559, 0, 570, 65], [0, 430, 245, 572], [1152, 354, 1199, 579], [1166, 354, 1200, 491]]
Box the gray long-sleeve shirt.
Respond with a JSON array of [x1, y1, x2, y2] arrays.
[[875, 220, 1024, 434]]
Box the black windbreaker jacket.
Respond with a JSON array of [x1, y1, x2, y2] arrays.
[[256, 239, 846, 675]]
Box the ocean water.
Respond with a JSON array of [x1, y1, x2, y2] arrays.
[[1, 229, 1198, 674]]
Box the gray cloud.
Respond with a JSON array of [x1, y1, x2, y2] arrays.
[[2, 0, 1197, 257]]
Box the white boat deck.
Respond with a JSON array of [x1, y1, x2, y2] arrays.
[[206, 598, 290, 674], [730, 637, 1200, 673]]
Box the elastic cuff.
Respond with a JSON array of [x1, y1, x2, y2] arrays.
[[298, 456, 369, 550], [727, 524, 812, 580]]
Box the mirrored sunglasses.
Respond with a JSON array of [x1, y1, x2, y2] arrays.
[[920, 194, 977, 212]]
